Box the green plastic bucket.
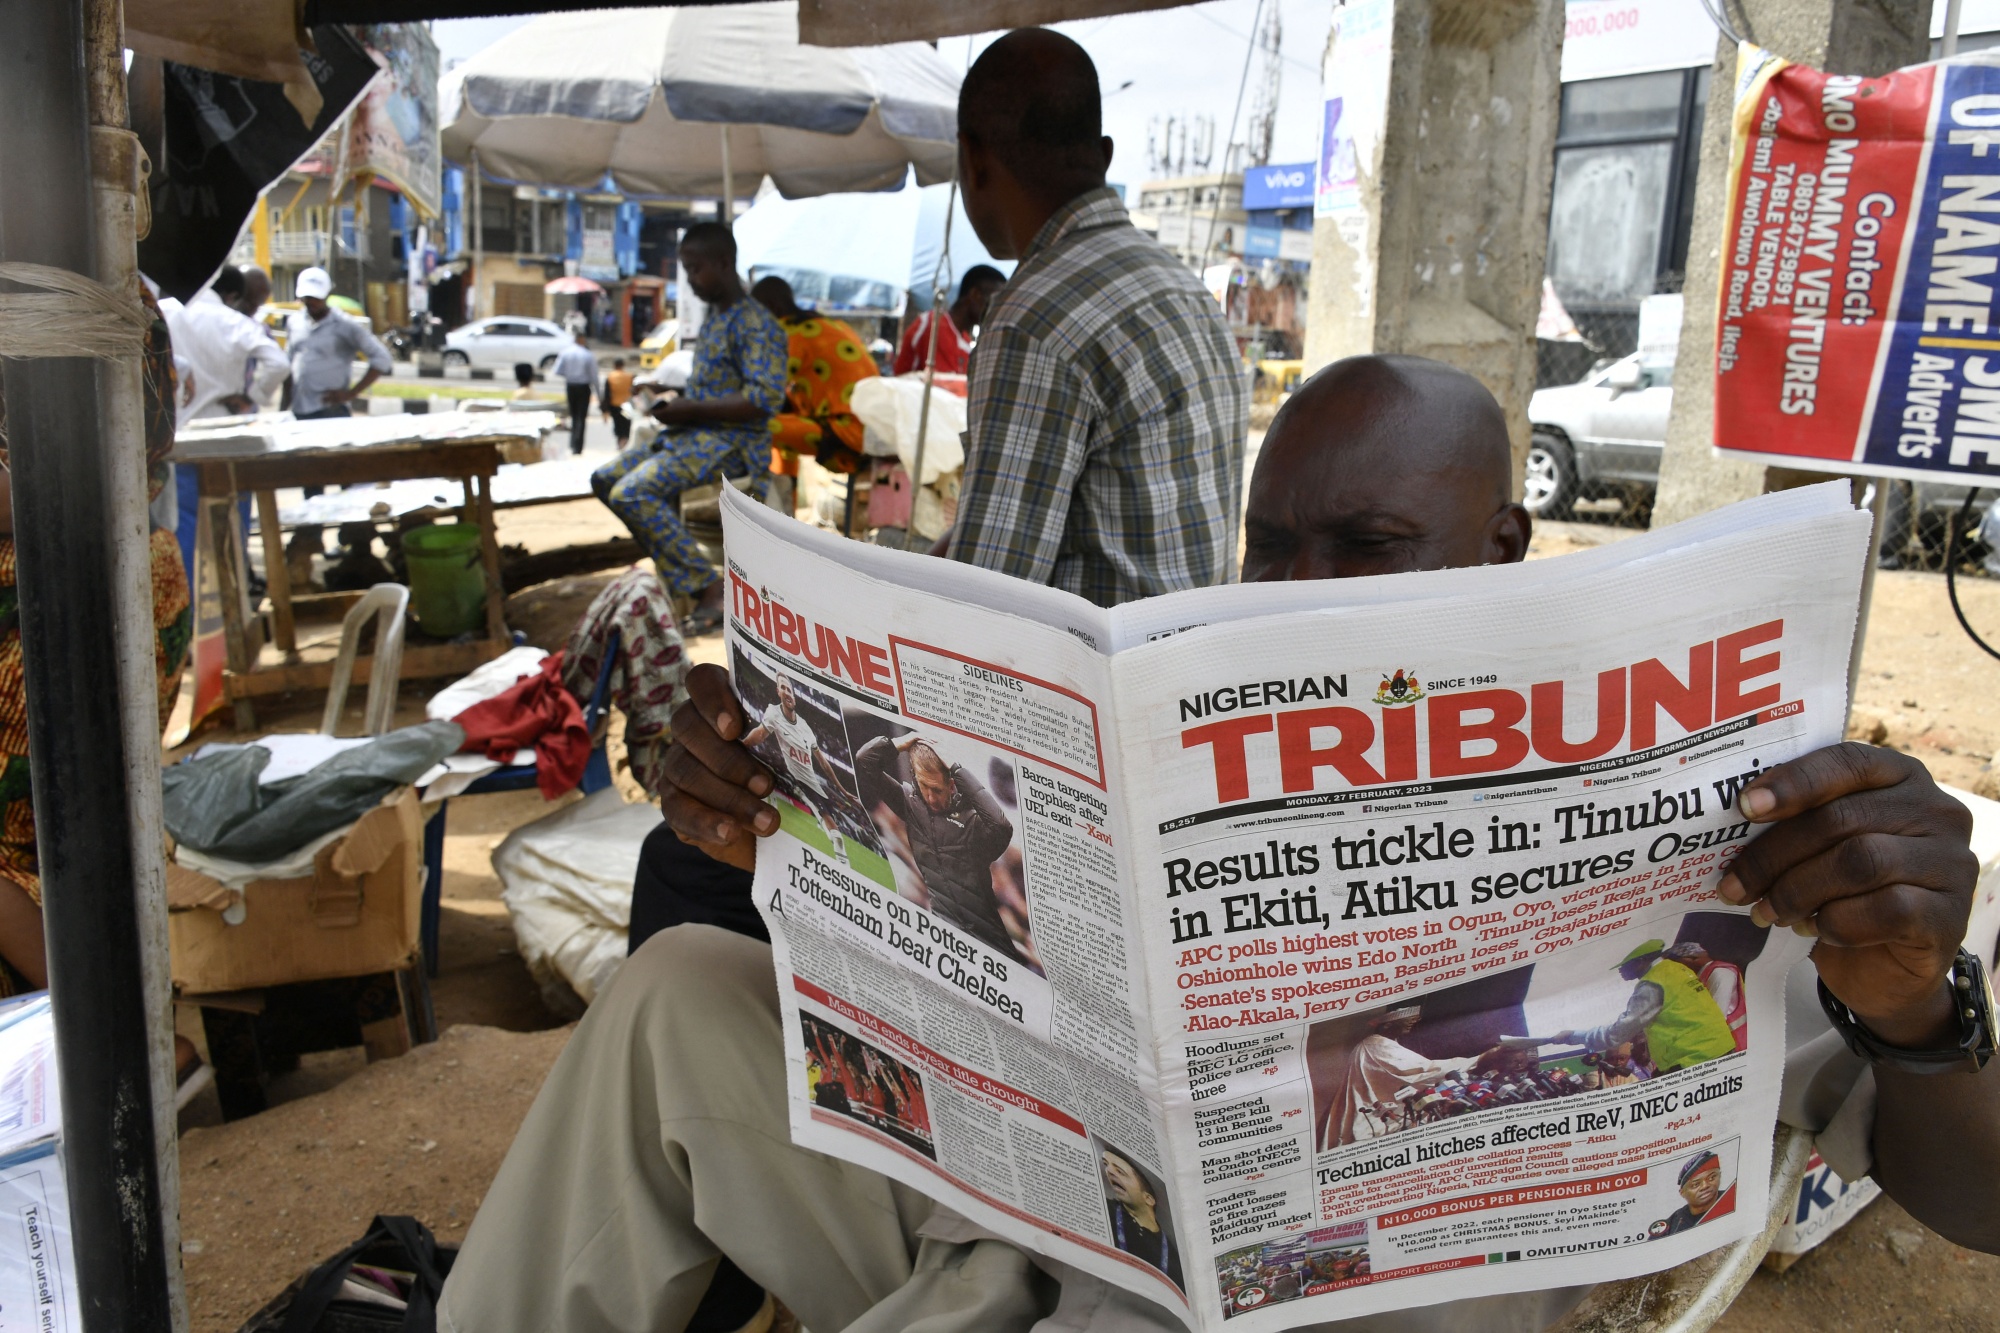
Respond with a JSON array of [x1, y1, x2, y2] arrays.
[[402, 522, 486, 638]]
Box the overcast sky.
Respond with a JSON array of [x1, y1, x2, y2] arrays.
[[432, 0, 1331, 189]]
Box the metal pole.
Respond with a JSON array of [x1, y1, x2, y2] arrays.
[[1847, 479, 1889, 726], [904, 167, 961, 552], [1202, 0, 1265, 266], [1945, 0, 1966, 56], [81, 4, 187, 1326], [0, 1, 175, 1329], [720, 125, 736, 228], [471, 150, 483, 320]]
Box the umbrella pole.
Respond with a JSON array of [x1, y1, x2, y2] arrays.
[[719, 126, 735, 228], [905, 171, 959, 553]]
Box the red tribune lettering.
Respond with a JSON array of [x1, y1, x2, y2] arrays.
[[1630, 644, 1714, 750], [1531, 669, 1627, 763], [726, 571, 896, 696], [1182, 715, 1275, 803], [1178, 621, 1787, 805], [1430, 689, 1530, 778], [1278, 708, 1383, 792], [1715, 620, 1783, 717]]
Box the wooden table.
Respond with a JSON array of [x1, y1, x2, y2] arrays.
[[173, 411, 559, 730]]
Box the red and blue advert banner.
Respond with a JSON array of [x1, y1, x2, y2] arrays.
[[1714, 45, 2000, 482]]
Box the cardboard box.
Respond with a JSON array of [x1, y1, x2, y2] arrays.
[[169, 789, 424, 993]]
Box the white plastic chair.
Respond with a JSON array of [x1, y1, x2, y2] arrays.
[[320, 583, 409, 737]]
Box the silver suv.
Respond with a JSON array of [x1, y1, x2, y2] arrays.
[[1525, 353, 1671, 518]]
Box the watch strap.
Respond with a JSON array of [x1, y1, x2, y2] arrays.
[[1818, 948, 1997, 1075]]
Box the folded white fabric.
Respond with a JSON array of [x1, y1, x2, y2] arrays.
[[425, 646, 549, 722], [415, 749, 537, 802]]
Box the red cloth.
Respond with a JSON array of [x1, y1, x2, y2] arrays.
[[452, 651, 591, 799], [893, 310, 971, 375]]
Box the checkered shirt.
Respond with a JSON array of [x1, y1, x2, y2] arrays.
[[950, 187, 1247, 608]]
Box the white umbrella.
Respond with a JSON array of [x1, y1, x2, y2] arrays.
[[732, 179, 1009, 307], [439, 3, 960, 203]]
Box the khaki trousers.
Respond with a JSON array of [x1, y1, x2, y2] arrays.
[[438, 925, 1058, 1333]]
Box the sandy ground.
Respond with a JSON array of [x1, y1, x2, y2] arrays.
[[180, 1024, 571, 1330], [178, 511, 2000, 1330]]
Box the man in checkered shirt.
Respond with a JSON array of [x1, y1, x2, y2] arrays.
[[950, 28, 1247, 609]]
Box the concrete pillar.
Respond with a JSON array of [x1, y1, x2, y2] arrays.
[[1302, 0, 1564, 486], [1651, 0, 1928, 526]]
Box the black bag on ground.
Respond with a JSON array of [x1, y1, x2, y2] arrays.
[[236, 1215, 455, 1333]]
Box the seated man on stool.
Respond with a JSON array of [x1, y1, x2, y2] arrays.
[[591, 223, 787, 634], [443, 354, 2000, 1333]]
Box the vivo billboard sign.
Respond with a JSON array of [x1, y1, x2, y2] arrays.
[[1242, 162, 1314, 211]]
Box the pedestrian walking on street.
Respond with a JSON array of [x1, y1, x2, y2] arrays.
[[554, 333, 599, 455], [602, 357, 635, 449]]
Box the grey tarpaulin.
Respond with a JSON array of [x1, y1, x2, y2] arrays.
[[162, 721, 462, 863]]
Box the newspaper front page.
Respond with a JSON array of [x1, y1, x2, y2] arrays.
[[720, 485, 1870, 1332]]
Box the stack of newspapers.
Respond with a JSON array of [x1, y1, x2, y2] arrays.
[[720, 483, 1869, 1331]]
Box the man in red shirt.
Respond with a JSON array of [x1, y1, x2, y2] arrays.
[[893, 264, 1006, 375]]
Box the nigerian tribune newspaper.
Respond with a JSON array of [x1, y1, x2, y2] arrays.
[[719, 483, 1869, 1331]]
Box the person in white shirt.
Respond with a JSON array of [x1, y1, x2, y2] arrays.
[[165, 264, 288, 428], [163, 264, 290, 582], [553, 334, 600, 456]]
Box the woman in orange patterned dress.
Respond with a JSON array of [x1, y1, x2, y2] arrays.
[[750, 276, 880, 487], [0, 286, 191, 992]]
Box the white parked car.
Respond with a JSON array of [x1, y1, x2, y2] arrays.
[[1525, 353, 1672, 518], [442, 317, 572, 373]]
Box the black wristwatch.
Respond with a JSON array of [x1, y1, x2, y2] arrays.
[[1819, 947, 1999, 1074]]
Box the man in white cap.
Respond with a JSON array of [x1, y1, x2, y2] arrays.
[[288, 266, 391, 420]]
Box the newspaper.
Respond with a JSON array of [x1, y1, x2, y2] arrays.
[[720, 482, 1870, 1331], [1711, 42, 2000, 484]]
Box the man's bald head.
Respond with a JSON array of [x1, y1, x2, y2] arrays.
[[1243, 355, 1528, 582]]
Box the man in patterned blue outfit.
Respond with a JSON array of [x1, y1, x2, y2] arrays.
[[593, 222, 788, 632]]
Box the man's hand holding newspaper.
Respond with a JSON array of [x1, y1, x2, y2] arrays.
[[1724, 745, 1975, 1046]]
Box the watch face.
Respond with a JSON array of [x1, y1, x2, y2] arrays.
[[1970, 954, 2000, 1060]]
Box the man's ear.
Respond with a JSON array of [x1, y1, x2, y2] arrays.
[[1101, 135, 1115, 176], [1484, 503, 1532, 566], [959, 133, 993, 189]]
